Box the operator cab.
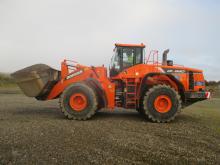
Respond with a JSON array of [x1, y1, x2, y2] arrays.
[[110, 43, 145, 77]]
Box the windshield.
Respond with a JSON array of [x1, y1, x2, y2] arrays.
[[110, 48, 120, 77], [110, 48, 120, 70]]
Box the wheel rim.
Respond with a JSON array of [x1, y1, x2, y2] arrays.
[[154, 95, 172, 113], [69, 93, 87, 111]]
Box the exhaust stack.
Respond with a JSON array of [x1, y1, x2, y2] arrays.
[[162, 49, 169, 65]]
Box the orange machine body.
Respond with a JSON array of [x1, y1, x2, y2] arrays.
[[46, 57, 206, 110], [12, 43, 210, 122]]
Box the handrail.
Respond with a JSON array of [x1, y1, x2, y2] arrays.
[[146, 50, 159, 66], [64, 60, 78, 67], [145, 51, 184, 67]]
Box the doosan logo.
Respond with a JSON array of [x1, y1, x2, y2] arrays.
[[66, 70, 83, 80]]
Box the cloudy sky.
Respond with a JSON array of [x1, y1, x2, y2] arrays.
[[0, 0, 219, 80]]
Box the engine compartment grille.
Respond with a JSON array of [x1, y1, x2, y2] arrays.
[[189, 71, 194, 90]]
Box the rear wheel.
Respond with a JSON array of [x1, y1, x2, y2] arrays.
[[142, 85, 181, 123], [60, 82, 98, 120]]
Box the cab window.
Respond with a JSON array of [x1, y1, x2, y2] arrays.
[[122, 48, 134, 69], [135, 48, 142, 64]]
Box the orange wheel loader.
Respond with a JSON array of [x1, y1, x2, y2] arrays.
[[11, 43, 210, 122]]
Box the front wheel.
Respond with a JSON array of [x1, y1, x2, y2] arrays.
[[59, 82, 98, 120], [142, 85, 182, 123]]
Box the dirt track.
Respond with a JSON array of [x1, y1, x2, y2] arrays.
[[0, 90, 220, 165]]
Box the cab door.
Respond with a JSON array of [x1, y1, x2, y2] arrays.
[[121, 47, 143, 70], [110, 47, 143, 77]]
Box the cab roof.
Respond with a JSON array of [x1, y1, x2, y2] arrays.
[[115, 43, 145, 48]]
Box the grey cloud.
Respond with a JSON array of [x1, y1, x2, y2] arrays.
[[0, 0, 219, 80]]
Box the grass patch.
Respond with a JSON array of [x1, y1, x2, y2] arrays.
[[184, 99, 220, 134], [207, 85, 220, 98], [0, 73, 16, 87]]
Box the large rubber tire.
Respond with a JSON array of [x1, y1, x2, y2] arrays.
[[59, 82, 98, 120], [142, 85, 182, 123]]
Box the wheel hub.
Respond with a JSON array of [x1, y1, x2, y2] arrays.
[[154, 95, 172, 113], [69, 93, 87, 111]]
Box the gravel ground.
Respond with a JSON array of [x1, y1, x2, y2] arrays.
[[0, 90, 220, 165]]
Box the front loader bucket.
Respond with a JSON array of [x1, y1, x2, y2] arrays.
[[11, 64, 60, 100]]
